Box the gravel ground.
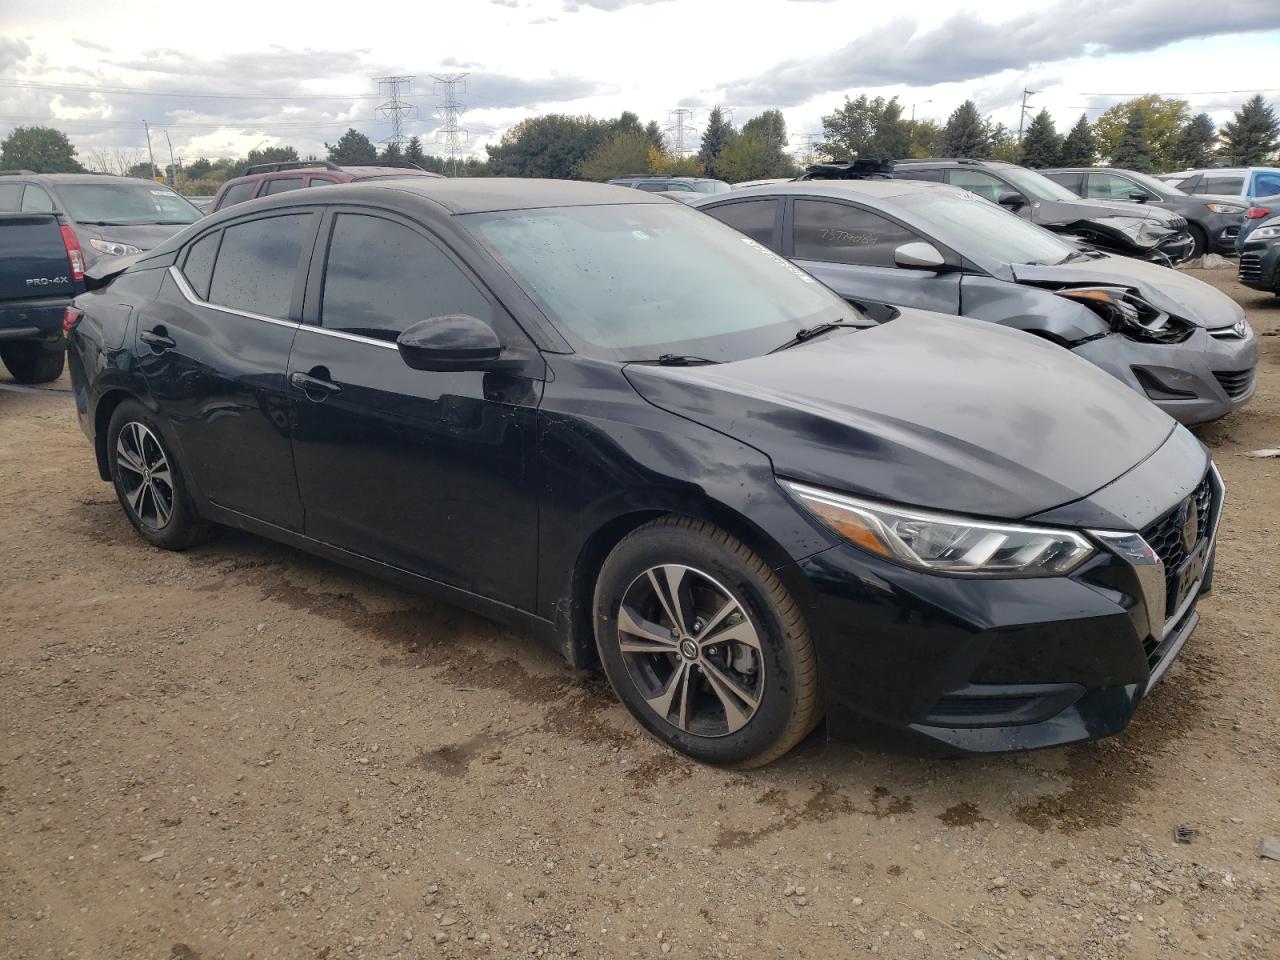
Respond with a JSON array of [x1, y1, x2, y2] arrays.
[[1, 268, 1278, 960]]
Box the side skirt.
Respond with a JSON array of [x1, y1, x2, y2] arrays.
[[201, 501, 565, 653]]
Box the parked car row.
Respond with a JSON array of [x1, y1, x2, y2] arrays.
[[66, 177, 1231, 765]]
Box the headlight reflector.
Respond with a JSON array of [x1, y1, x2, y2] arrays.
[[1204, 203, 1245, 214], [88, 238, 142, 257], [1251, 225, 1280, 240], [1055, 286, 1192, 344], [783, 481, 1094, 577]]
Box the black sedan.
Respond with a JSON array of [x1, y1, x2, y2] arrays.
[[67, 179, 1221, 766], [1041, 167, 1247, 258]]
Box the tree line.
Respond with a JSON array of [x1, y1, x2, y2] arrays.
[[2, 94, 1277, 191], [819, 93, 1280, 172]]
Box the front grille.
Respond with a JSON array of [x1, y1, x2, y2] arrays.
[[1140, 473, 1214, 621], [1213, 368, 1255, 400], [1238, 253, 1262, 282]]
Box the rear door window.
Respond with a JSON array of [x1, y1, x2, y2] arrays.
[[264, 177, 304, 195], [792, 199, 920, 267], [1200, 175, 1244, 196], [181, 231, 221, 300], [1250, 171, 1280, 197], [208, 214, 310, 319], [1086, 172, 1142, 200], [704, 199, 779, 248], [1043, 171, 1083, 194], [895, 167, 944, 182], [319, 213, 491, 342], [216, 181, 257, 210]]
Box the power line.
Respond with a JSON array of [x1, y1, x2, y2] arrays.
[[0, 77, 378, 100], [431, 73, 470, 175], [374, 75, 416, 148]]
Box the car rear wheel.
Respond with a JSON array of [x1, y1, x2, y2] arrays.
[[593, 516, 822, 767], [0, 342, 65, 384], [107, 400, 212, 550]]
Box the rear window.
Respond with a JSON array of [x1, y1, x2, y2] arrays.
[[207, 214, 310, 319], [264, 177, 304, 195], [704, 199, 778, 247], [217, 181, 257, 210]]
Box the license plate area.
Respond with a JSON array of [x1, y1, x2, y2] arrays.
[[1171, 543, 1206, 621]]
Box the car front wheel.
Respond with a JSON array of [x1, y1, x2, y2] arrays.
[[593, 517, 822, 767]]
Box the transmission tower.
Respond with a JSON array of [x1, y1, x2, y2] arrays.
[[374, 75, 417, 149], [795, 133, 822, 166], [431, 73, 471, 175], [665, 108, 695, 158]]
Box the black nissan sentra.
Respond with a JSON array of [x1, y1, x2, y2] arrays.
[[67, 179, 1222, 767]]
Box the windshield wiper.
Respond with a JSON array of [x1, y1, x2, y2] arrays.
[[769, 319, 848, 353], [653, 354, 720, 366]]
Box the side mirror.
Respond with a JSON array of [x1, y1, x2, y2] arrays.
[[997, 191, 1027, 209], [1128, 191, 1152, 203], [893, 241, 947, 271], [396, 314, 503, 372]]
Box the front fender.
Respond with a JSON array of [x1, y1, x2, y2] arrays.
[[960, 274, 1109, 344]]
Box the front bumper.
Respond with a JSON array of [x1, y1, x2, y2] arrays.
[[1071, 326, 1258, 425], [1238, 242, 1280, 292], [1154, 231, 1196, 265], [794, 457, 1222, 756]]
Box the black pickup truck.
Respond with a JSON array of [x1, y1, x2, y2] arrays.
[[0, 211, 85, 383]]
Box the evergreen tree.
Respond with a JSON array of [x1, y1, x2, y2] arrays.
[[942, 101, 990, 158], [1058, 114, 1098, 166], [644, 120, 667, 155], [404, 136, 426, 167], [1093, 95, 1188, 171], [1111, 108, 1153, 172], [380, 141, 403, 162], [1019, 109, 1061, 167], [325, 128, 377, 165], [1171, 114, 1215, 169], [1218, 95, 1279, 165], [697, 106, 734, 178]]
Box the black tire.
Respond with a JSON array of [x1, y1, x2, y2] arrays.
[[593, 516, 822, 767], [0, 342, 65, 384], [1188, 225, 1208, 260], [106, 400, 212, 551]]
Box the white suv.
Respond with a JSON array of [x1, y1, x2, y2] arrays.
[[1157, 167, 1280, 203]]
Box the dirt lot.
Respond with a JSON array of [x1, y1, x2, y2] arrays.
[[2, 268, 1278, 960]]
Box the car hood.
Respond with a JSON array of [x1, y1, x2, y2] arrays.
[[624, 309, 1175, 521], [1011, 255, 1245, 328], [1031, 199, 1182, 250]]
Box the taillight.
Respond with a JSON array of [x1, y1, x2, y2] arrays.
[[1246, 206, 1272, 220], [63, 306, 84, 339], [60, 225, 85, 281]]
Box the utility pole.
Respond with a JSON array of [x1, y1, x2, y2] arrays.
[[431, 73, 470, 175], [162, 130, 178, 188], [1017, 88, 1039, 142], [142, 120, 159, 180], [665, 108, 694, 158], [374, 75, 417, 151]]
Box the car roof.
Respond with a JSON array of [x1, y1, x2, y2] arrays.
[[370, 177, 670, 213], [702, 179, 951, 201], [13, 173, 177, 186], [894, 158, 1017, 168]]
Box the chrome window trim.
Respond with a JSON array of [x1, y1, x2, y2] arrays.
[[169, 265, 299, 329], [295, 324, 399, 351]]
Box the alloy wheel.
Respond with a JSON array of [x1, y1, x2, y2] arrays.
[[616, 564, 765, 737], [115, 422, 174, 530]]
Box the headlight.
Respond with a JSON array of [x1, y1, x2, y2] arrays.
[[1055, 286, 1193, 344], [1205, 203, 1245, 214], [783, 481, 1094, 577], [1251, 225, 1280, 240], [88, 238, 142, 257]]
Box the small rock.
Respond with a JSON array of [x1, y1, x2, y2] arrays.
[[440, 913, 458, 927], [913, 929, 926, 941], [433, 932, 448, 945], [403, 929, 413, 942], [1261, 837, 1280, 861], [655, 831, 665, 840], [1244, 449, 1280, 459], [139, 848, 166, 863], [661, 944, 671, 955], [851, 897, 863, 907], [990, 877, 1008, 889]]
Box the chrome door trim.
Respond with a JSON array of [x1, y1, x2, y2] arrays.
[[294, 324, 399, 351], [168, 265, 300, 329]]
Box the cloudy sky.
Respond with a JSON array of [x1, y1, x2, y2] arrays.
[[3, 0, 1279, 168]]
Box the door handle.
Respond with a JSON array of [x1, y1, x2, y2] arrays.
[[140, 328, 176, 351], [290, 370, 342, 398]]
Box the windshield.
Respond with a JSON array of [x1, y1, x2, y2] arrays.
[[692, 180, 732, 194], [899, 189, 1077, 266], [466, 202, 854, 362], [999, 166, 1083, 203], [1125, 170, 1184, 197], [57, 181, 202, 226]]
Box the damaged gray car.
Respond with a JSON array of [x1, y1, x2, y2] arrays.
[[693, 180, 1257, 424]]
